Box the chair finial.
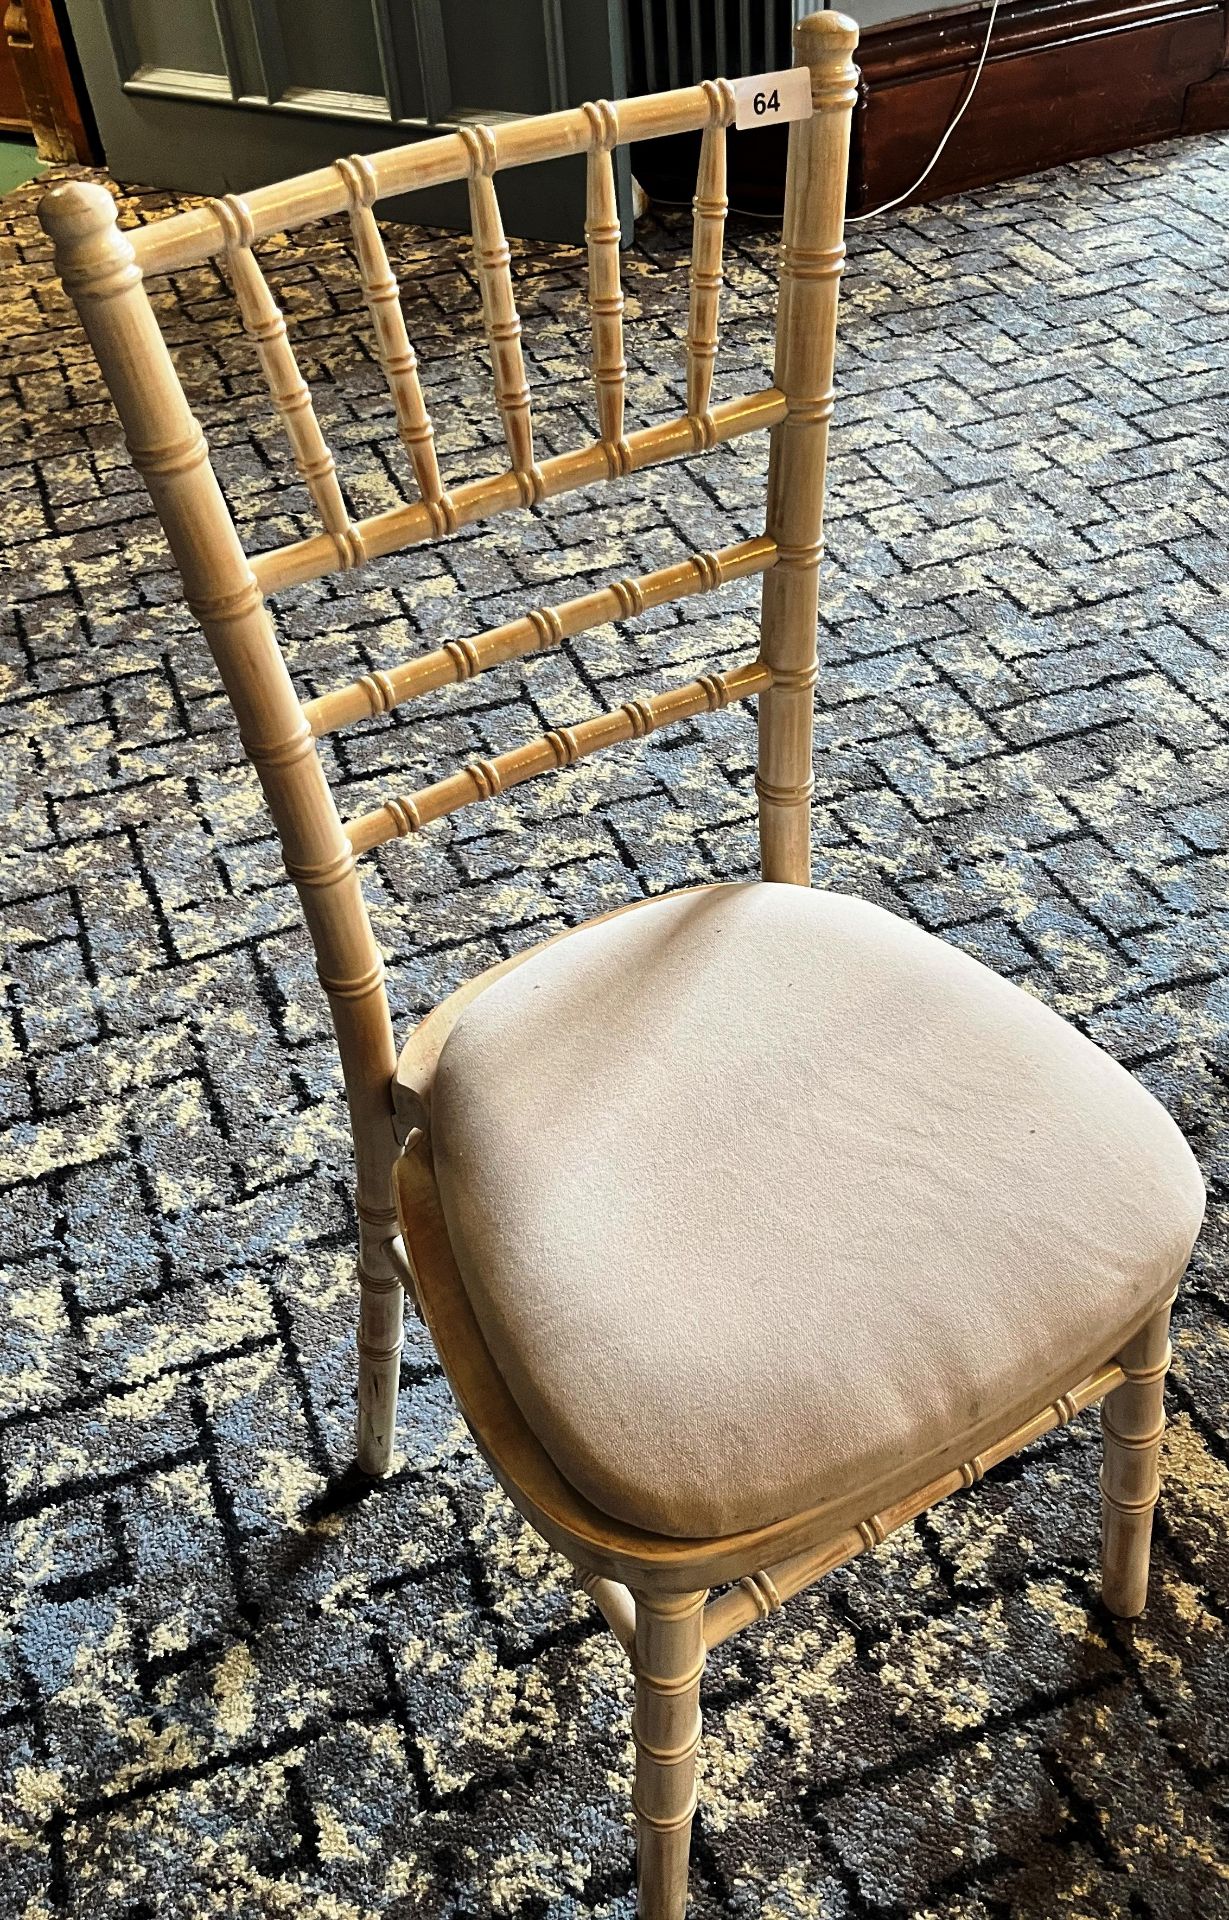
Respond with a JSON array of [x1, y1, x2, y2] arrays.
[[39, 177, 118, 243]]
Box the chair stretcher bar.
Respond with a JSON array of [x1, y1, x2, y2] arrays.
[[344, 657, 772, 854], [304, 535, 777, 736]]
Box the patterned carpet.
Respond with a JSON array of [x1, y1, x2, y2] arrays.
[[2, 126, 1228, 1919]]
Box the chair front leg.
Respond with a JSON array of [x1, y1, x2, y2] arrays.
[[1101, 1291, 1176, 1618], [632, 1588, 707, 1920], [356, 1191, 404, 1474]]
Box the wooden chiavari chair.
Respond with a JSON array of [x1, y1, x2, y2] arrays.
[[42, 13, 1205, 1916]]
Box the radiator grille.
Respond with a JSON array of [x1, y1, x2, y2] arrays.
[[623, 1, 804, 90]]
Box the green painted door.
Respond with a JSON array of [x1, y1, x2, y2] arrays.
[[63, 0, 631, 241]]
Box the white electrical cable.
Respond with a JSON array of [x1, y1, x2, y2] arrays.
[[846, 0, 1001, 224]]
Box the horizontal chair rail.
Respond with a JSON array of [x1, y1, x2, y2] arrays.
[[127, 84, 738, 280], [304, 535, 778, 736], [250, 389, 787, 596], [344, 657, 772, 854], [703, 1360, 1127, 1650], [576, 1572, 638, 1656]]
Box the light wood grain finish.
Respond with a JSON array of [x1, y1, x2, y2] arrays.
[[40, 179, 405, 1478], [355, 1197, 405, 1470], [345, 660, 771, 854], [633, 1590, 706, 1920], [127, 82, 740, 279], [54, 32, 1191, 1920], [704, 1359, 1124, 1649], [211, 193, 363, 574], [42, 35, 816, 1518], [576, 1571, 637, 1655], [686, 84, 734, 420], [583, 100, 628, 466], [336, 153, 448, 521], [250, 385, 786, 596], [1101, 1290, 1175, 1617], [461, 125, 540, 494], [305, 535, 776, 736], [756, 13, 859, 885]]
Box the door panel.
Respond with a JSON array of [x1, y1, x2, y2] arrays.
[[444, 1, 564, 115], [268, 0, 388, 109], [63, 0, 631, 241], [113, 0, 227, 83], [106, 0, 229, 97]]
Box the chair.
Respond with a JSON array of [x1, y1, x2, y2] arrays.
[[41, 13, 1204, 1917]]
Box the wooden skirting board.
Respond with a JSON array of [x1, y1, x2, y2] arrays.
[[630, 0, 1229, 216], [854, 0, 1229, 211]]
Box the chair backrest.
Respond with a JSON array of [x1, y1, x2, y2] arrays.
[[39, 9, 859, 1264]]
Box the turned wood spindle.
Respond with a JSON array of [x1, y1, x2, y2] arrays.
[[583, 99, 629, 471], [211, 192, 363, 573], [461, 124, 542, 503], [335, 153, 450, 530], [41, 180, 404, 1477], [576, 1570, 637, 1653], [686, 83, 733, 421], [303, 534, 775, 736], [1101, 1293, 1176, 1618], [345, 658, 769, 854], [125, 79, 851, 281], [755, 13, 858, 885], [702, 1360, 1125, 1650], [633, 1589, 707, 1920], [249, 385, 786, 596]]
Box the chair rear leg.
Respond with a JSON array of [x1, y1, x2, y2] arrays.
[[1101, 1292, 1176, 1618], [632, 1589, 706, 1920], [356, 1191, 404, 1474]]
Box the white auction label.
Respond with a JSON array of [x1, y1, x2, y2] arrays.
[[731, 66, 813, 132]]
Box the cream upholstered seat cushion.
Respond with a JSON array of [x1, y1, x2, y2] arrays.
[[429, 884, 1204, 1540]]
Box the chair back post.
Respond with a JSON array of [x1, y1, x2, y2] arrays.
[[38, 180, 404, 1327], [756, 10, 859, 884]]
